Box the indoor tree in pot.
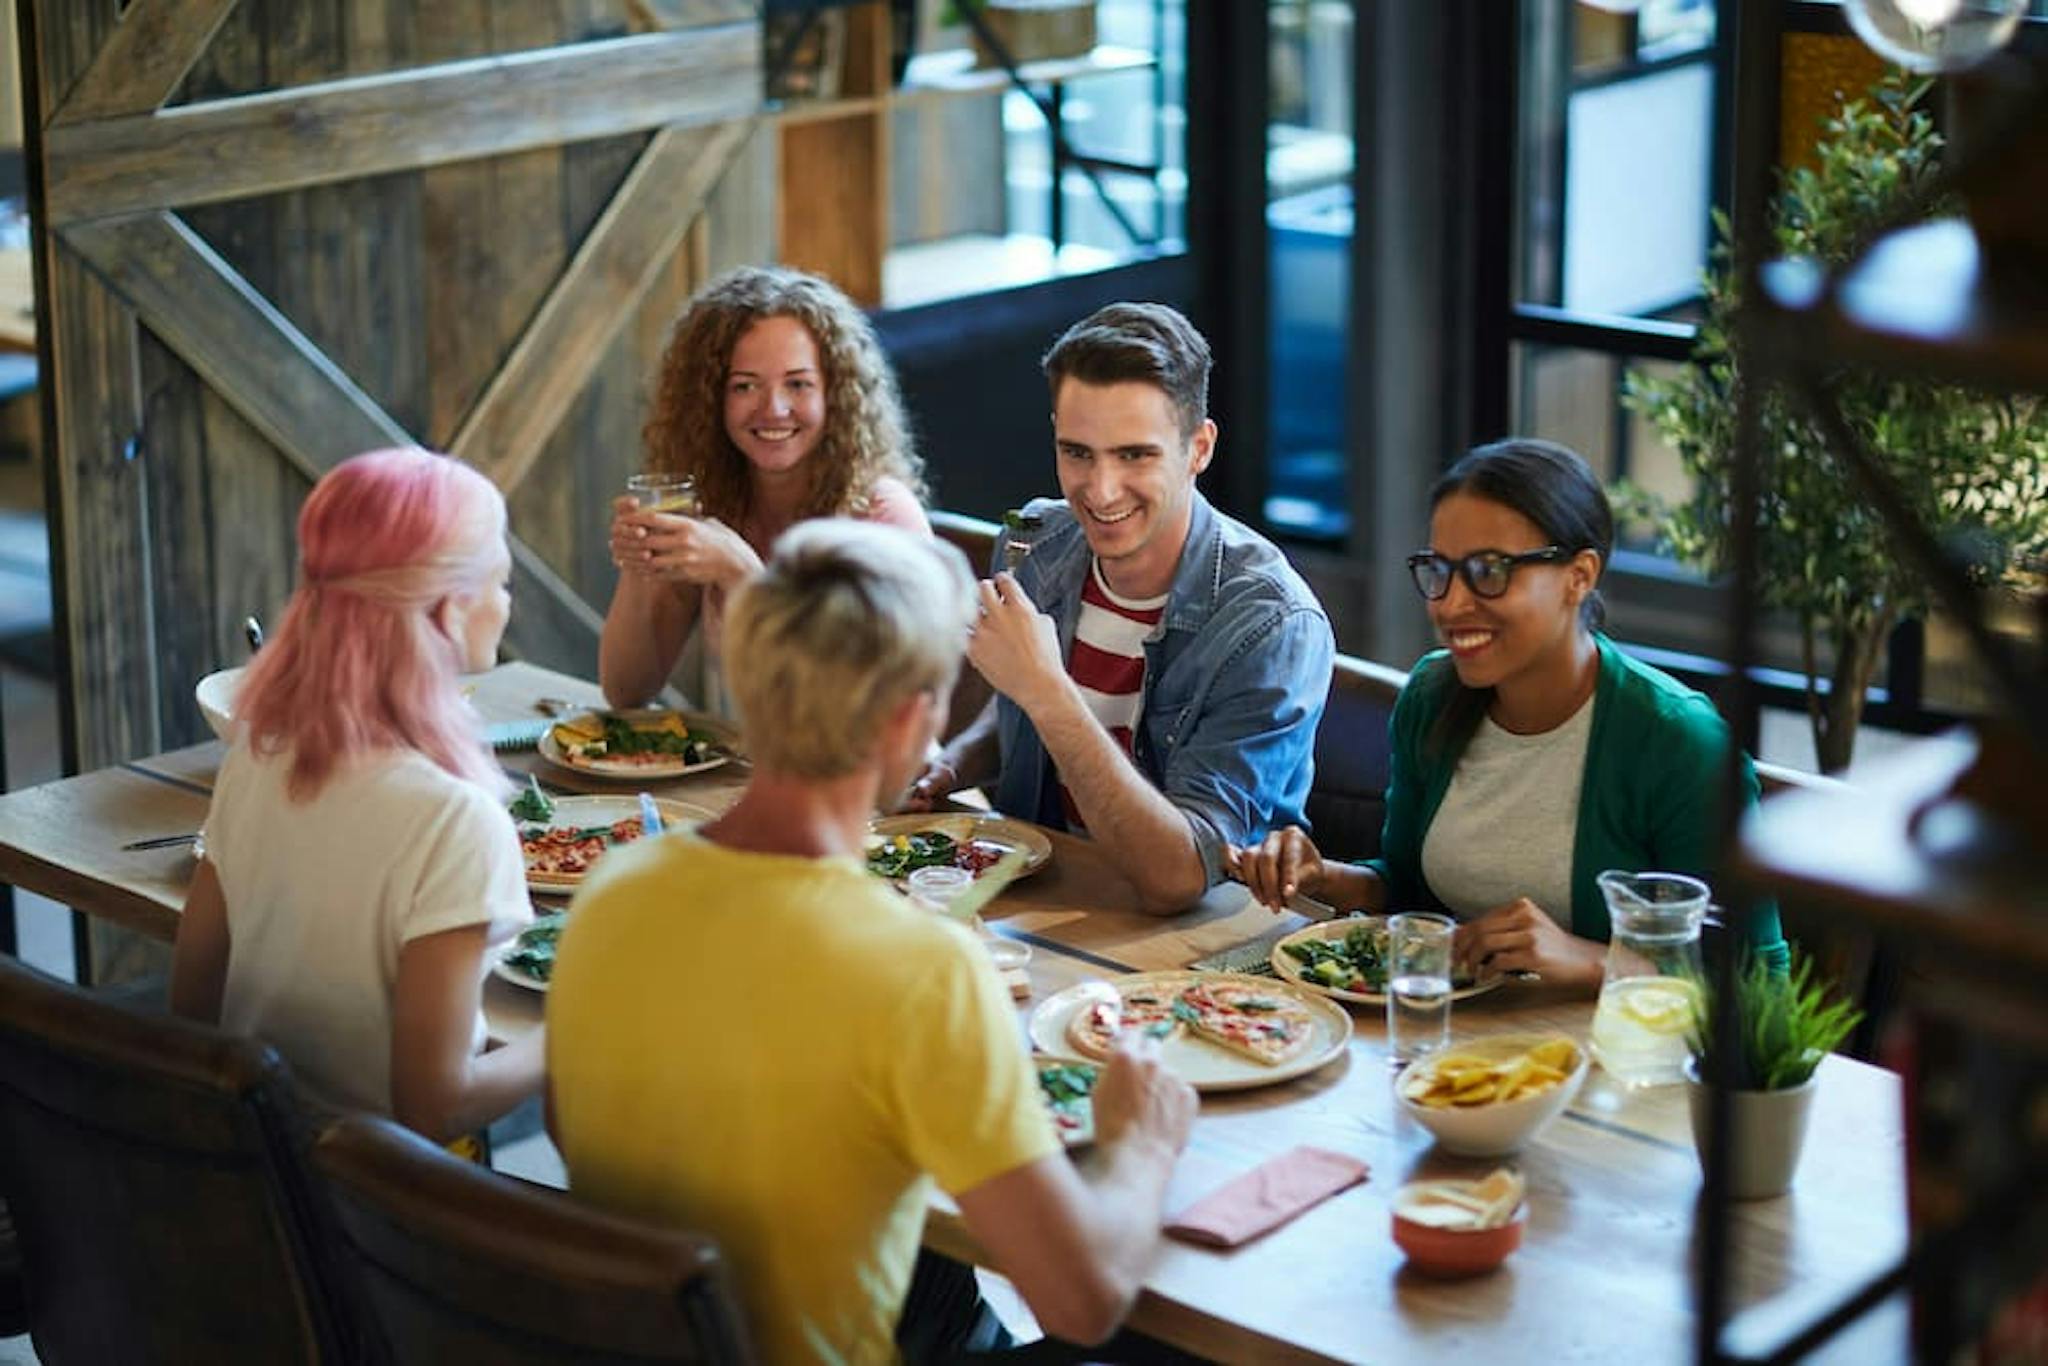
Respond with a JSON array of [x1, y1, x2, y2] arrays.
[[1624, 70, 2048, 772], [1684, 951, 1864, 1200]]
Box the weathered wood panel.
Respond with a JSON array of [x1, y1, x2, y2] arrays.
[[47, 0, 238, 126], [44, 25, 761, 225], [458, 118, 760, 491]]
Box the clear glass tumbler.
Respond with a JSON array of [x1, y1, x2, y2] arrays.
[[625, 472, 700, 515], [1387, 912, 1455, 1066], [906, 866, 977, 929]]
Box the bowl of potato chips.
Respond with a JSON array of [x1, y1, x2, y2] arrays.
[[1394, 1033, 1588, 1157]]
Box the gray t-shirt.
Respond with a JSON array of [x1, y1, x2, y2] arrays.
[[1419, 696, 1596, 926]]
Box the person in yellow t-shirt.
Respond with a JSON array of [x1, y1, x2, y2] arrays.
[[547, 521, 1197, 1362]]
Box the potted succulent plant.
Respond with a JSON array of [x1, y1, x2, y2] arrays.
[[1684, 951, 1864, 1200], [1624, 70, 2048, 773]]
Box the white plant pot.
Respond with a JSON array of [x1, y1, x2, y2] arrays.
[[1683, 1058, 1819, 1200]]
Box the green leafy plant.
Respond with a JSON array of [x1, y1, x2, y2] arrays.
[[1623, 70, 2048, 772], [1687, 950, 1863, 1091]]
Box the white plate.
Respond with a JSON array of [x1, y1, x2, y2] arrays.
[[1028, 971, 1352, 1092], [1034, 1055, 1099, 1148], [536, 709, 736, 781], [1270, 919, 1508, 1007], [866, 813, 1053, 881], [516, 794, 718, 893], [492, 912, 567, 993]]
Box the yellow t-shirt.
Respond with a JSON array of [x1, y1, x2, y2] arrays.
[[547, 830, 1061, 1364]]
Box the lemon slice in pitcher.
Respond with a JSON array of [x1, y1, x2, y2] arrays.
[[1615, 981, 1699, 1035]]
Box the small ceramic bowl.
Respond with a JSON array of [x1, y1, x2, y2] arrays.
[[195, 667, 245, 740], [1394, 1032, 1589, 1157], [1391, 1202, 1526, 1278]]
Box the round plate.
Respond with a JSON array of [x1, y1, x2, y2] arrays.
[[516, 794, 719, 893], [492, 911, 567, 993], [866, 813, 1053, 881], [1033, 1054, 1099, 1148], [1028, 971, 1352, 1092], [536, 708, 736, 781], [1269, 919, 1508, 1007]]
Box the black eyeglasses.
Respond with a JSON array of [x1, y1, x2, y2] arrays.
[[1406, 546, 1571, 601]]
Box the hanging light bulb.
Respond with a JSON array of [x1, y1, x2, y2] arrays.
[[1843, 0, 2027, 73]]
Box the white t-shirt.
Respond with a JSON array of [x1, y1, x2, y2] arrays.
[[203, 744, 530, 1115], [1420, 696, 1595, 927]]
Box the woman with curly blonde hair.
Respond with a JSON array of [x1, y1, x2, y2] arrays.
[[602, 266, 930, 711]]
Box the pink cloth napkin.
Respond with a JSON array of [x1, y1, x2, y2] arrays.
[[1165, 1145, 1369, 1248]]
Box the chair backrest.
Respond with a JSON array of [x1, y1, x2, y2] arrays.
[[0, 952, 346, 1364], [1304, 653, 1409, 862], [930, 509, 1001, 743], [313, 1113, 752, 1364]]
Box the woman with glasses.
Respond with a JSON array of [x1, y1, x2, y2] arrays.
[[1232, 439, 1786, 990]]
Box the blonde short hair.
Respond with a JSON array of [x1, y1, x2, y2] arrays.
[[723, 522, 975, 778]]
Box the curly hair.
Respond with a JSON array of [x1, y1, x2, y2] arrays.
[[642, 266, 925, 524]]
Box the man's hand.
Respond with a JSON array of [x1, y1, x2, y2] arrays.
[[1090, 1034, 1196, 1157], [1452, 897, 1605, 990], [967, 573, 1066, 713], [898, 756, 960, 813], [610, 497, 762, 591], [1225, 826, 1329, 912]]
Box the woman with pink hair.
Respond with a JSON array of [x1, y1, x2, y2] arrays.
[[170, 447, 542, 1144]]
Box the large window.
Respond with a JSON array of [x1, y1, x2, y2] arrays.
[[881, 0, 1186, 309], [1265, 0, 1355, 541]]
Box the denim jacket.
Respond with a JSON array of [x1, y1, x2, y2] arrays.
[[991, 493, 1334, 889]]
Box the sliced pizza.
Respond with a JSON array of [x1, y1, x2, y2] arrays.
[[1065, 985, 1188, 1061], [1177, 979, 1319, 1067], [521, 817, 644, 882]]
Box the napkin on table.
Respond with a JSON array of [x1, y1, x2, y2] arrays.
[[1165, 1145, 1369, 1248]]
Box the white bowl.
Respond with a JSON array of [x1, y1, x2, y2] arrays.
[[1395, 1032, 1590, 1157], [195, 667, 245, 740]]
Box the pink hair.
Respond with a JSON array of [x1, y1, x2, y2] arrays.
[[234, 448, 510, 801]]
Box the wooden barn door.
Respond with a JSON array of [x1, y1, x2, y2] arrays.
[[19, 0, 768, 978]]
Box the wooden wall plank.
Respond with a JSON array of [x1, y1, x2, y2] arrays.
[[26, 0, 123, 124], [62, 211, 604, 674], [42, 248, 154, 769], [777, 111, 885, 308], [456, 118, 757, 493], [48, 0, 240, 126], [45, 25, 762, 225]]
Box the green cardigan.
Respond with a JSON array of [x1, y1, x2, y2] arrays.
[[1362, 636, 1788, 968]]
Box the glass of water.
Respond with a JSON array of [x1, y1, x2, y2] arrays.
[[1387, 912, 1455, 1066], [625, 472, 700, 515]]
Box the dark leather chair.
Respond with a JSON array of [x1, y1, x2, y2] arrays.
[[313, 1113, 752, 1364], [0, 952, 347, 1364], [1304, 652, 1409, 862], [930, 509, 1001, 744]]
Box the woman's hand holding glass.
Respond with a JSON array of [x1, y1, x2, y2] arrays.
[[609, 495, 763, 592], [1452, 897, 1604, 990]]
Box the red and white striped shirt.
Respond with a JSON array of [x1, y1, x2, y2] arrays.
[[1059, 560, 1168, 830]]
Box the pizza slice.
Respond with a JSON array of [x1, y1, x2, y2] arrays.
[[1178, 980, 1318, 1067], [1065, 986, 1187, 1061]]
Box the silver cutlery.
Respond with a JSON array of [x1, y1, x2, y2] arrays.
[[122, 832, 199, 852]]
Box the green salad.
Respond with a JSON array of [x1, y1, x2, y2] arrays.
[[866, 830, 960, 879], [1282, 919, 1473, 994], [598, 715, 716, 764], [503, 911, 568, 984], [1036, 1061, 1098, 1141], [508, 774, 555, 823]]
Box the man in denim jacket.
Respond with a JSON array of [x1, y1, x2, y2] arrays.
[[910, 303, 1334, 913]]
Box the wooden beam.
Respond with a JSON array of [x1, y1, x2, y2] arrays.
[[454, 117, 758, 494], [45, 24, 761, 227], [47, 0, 240, 128], [627, 0, 756, 29], [62, 211, 605, 674]]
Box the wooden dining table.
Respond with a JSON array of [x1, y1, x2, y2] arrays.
[[0, 660, 1911, 1363]]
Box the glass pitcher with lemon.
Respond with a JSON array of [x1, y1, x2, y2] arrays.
[[1589, 870, 1713, 1087]]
